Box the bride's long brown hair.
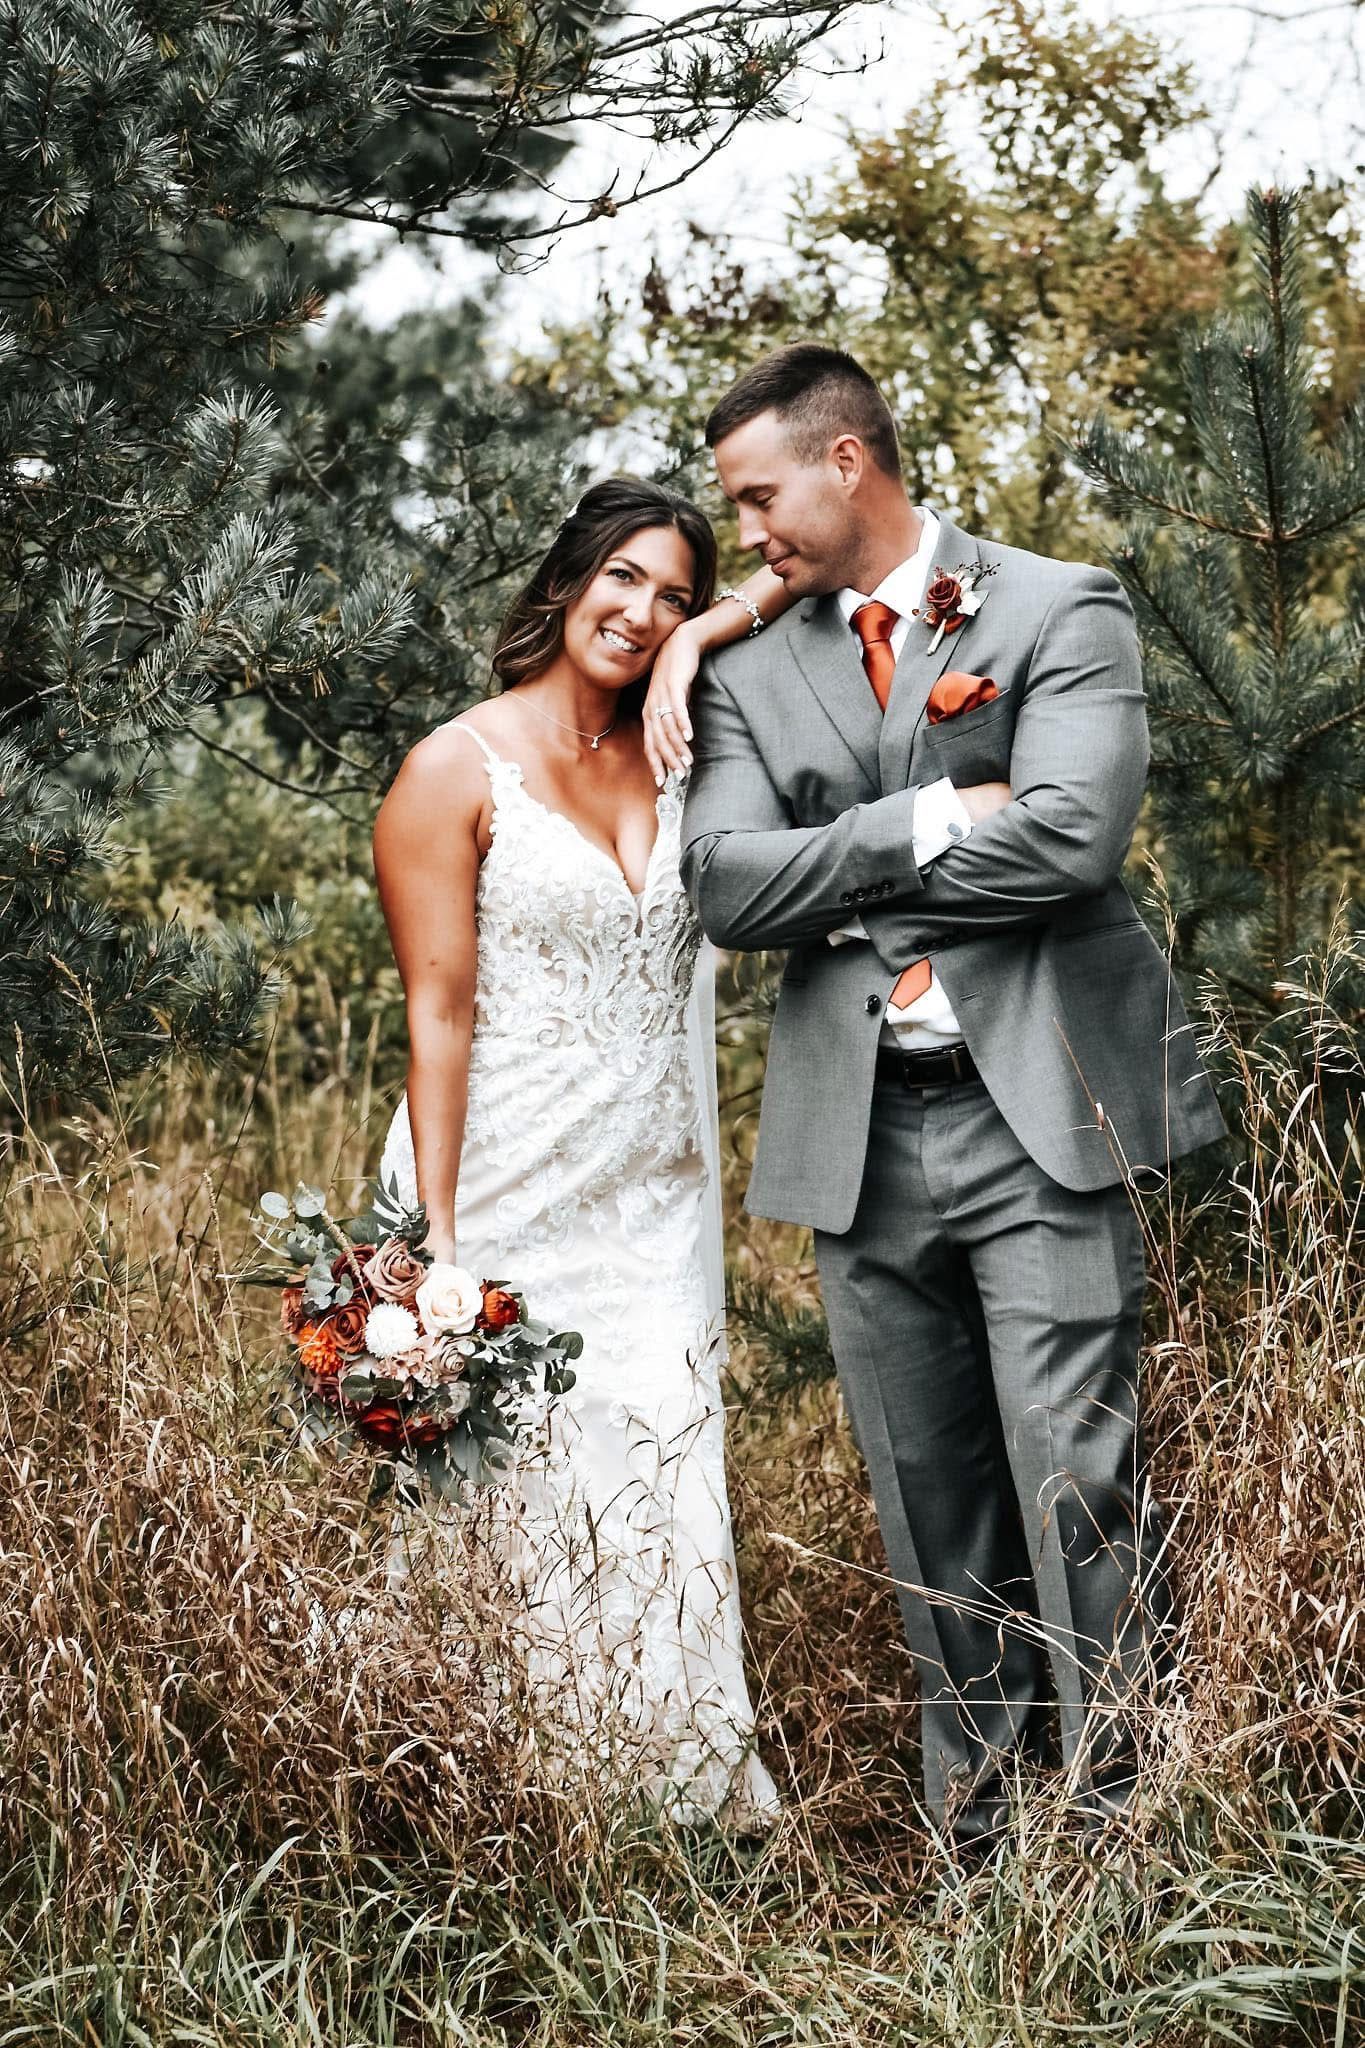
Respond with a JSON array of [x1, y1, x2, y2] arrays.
[[491, 479, 718, 710]]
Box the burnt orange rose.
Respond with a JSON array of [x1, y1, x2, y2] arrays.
[[330, 1299, 370, 1356], [332, 1244, 376, 1285], [352, 1402, 443, 1449], [479, 1286, 520, 1331], [924, 573, 962, 624], [350, 1398, 401, 1442], [297, 1316, 346, 1379], [281, 1285, 306, 1335]]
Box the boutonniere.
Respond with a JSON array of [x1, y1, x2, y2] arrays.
[[914, 561, 997, 655]]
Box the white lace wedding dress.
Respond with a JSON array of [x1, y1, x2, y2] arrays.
[[378, 724, 780, 1831]]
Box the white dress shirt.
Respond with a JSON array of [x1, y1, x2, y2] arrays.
[[827, 510, 971, 1049]]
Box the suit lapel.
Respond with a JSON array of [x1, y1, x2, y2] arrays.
[[790, 593, 883, 792], [878, 514, 985, 794]]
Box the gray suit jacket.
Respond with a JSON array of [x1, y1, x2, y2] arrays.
[[680, 513, 1226, 1235]]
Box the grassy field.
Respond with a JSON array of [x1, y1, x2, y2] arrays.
[[2, 955, 1363, 2046]]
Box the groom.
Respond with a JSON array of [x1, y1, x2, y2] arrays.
[[680, 343, 1225, 1850]]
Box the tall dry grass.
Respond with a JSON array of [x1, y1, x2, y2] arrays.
[[2, 953, 1364, 2045]]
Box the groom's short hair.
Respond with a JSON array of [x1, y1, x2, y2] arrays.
[[705, 344, 901, 478]]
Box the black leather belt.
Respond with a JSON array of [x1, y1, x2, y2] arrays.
[[875, 1041, 980, 1089]]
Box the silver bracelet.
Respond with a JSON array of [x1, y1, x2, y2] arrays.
[[718, 585, 765, 638]]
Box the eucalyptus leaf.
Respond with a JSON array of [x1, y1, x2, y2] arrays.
[[475, 1410, 516, 1444], [259, 1192, 292, 1220], [293, 1185, 326, 1219], [299, 1402, 353, 1451], [446, 1428, 484, 1481], [415, 1438, 470, 1503]]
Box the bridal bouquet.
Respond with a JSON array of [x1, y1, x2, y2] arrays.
[[244, 1176, 581, 1500]]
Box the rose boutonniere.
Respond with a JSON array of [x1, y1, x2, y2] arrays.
[[914, 561, 997, 655]]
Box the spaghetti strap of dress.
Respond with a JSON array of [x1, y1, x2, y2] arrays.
[[442, 720, 514, 774]]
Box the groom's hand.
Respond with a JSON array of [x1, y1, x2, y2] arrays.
[[958, 780, 1011, 824]]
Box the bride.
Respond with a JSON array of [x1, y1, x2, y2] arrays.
[[373, 477, 787, 1830]]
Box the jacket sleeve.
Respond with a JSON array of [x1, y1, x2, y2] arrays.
[[679, 652, 929, 952], [857, 567, 1149, 973]]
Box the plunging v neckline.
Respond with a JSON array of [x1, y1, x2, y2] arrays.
[[473, 734, 668, 903]]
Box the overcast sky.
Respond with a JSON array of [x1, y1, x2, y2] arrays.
[[346, 0, 1365, 339]]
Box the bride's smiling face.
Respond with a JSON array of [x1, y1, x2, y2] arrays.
[[561, 524, 697, 690]]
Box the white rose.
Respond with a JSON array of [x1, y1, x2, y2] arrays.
[[414, 1261, 482, 1337]]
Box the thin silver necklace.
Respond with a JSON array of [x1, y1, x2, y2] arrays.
[[518, 693, 616, 751]]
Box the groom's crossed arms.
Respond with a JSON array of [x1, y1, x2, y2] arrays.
[[680, 564, 1148, 978]]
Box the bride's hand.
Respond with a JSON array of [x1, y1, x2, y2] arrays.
[[642, 624, 700, 785]]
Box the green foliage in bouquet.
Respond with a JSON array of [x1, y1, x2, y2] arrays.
[[244, 1178, 580, 1501]]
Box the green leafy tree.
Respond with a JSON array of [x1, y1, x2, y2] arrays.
[[1073, 185, 1365, 1021], [525, 0, 1365, 565]]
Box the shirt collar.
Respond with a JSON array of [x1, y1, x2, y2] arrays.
[[835, 508, 941, 626]]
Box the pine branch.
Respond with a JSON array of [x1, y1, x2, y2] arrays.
[[726, 1276, 834, 1397], [185, 725, 371, 816], [1115, 543, 1242, 722], [1290, 693, 1365, 753], [1265, 200, 1288, 382]]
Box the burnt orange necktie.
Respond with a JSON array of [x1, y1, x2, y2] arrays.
[[849, 601, 932, 1010]]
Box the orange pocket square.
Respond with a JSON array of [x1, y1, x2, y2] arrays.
[[927, 671, 999, 724]]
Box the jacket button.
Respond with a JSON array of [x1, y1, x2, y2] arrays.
[[865, 994, 882, 1014], [853, 887, 867, 903], [839, 891, 853, 906]]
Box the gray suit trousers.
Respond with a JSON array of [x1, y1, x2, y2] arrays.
[[814, 1068, 1174, 1841]]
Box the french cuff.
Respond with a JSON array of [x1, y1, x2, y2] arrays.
[[828, 916, 870, 948], [912, 777, 972, 867]]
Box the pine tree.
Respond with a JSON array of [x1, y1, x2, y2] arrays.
[[0, 0, 856, 1104], [1073, 186, 1365, 1023]]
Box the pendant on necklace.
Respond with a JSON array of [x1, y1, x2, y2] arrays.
[[590, 735, 601, 750]]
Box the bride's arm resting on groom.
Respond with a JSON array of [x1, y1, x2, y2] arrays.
[[681, 567, 1144, 971], [641, 564, 792, 783]]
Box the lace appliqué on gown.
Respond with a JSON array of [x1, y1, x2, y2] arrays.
[[379, 727, 779, 1833]]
